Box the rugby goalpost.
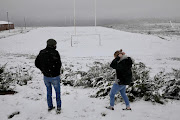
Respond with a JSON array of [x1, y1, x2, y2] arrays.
[[71, 33, 101, 46], [71, 0, 101, 47]]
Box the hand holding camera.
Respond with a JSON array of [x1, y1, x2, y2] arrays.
[[114, 49, 125, 58]]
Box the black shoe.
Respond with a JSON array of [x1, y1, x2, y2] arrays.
[[56, 108, 61, 114], [106, 106, 114, 110], [122, 108, 132, 111], [48, 106, 55, 112]]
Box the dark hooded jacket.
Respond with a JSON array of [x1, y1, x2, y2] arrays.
[[35, 46, 62, 77], [110, 55, 132, 85]]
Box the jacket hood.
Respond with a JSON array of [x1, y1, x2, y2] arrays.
[[118, 55, 128, 63]]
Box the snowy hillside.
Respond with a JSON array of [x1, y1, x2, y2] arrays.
[[0, 26, 180, 120]]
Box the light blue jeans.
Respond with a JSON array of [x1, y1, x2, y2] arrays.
[[110, 83, 130, 108], [44, 76, 61, 109]]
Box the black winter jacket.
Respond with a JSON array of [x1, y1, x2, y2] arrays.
[[35, 47, 62, 77], [110, 56, 132, 85]]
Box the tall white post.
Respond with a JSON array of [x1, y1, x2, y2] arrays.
[[69, 16, 72, 26], [24, 17, 26, 29], [7, 12, 10, 33], [94, 0, 97, 28], [170, 21, 174, 28], [74, 0, 76, 35], [65, 16, 66, 26], [71, 0, 77, 47]]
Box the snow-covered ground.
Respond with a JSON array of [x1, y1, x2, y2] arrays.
[[0, 27, 34, 39], [0, 26, 180, 120]]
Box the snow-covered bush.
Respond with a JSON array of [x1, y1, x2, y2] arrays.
[[62, 62, 152, 99], [13, 66, 33, 86], [163, 79, 180, 100], [0, 64, 14, 92], [61, 62, 180, 104], [123, 62, 164, 104], [171, 69, 180, 79], [62, 62, 115, 97], [0, 64, 33, 94], [61, 67, 79, 86], [162, 69, 180, 100]]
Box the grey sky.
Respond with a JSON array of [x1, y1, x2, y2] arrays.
[[0, 0, 180, 26]]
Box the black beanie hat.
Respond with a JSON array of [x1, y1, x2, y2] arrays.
[[47, 39, 57, 46]]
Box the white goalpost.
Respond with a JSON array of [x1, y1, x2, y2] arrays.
[[71, 34, 101, 47], [71, 0, 101, 47], [169, 21, 174, 29]]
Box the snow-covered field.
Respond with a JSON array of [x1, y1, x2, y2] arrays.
[[0, 26, 180, 120]]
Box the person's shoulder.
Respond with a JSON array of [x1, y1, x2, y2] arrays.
[[51, 49, 58, 54], [127, 57, 132, 60], [39, 48, 46, 53], [54, 49, 60, 54], [38, 48, 50, 56], [126, 57, 133, 65], [54, 49, 59, 52], [125, 57, 132, 61], [127, 57, 135, 64], [50, 49, 60, 56], [120, 55, 129, 62]]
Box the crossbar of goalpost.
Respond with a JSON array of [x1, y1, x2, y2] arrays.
[[71, 34, 101, 47]]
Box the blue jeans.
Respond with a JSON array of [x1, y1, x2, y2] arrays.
[[110, 83, 130, 108], [44, 76, 61, 109]]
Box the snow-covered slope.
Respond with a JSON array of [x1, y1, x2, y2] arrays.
[[0, 27, 179, 57], [0, 27, 180, 120]]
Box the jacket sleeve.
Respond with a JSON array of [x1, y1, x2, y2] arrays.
[[126, 57, 133, 69], [56, 52, 62, 69], [35, 54, 41, 70], [110, 56, 133, 71], [110, 56, 124, 71], [110, 56, 119, 69]]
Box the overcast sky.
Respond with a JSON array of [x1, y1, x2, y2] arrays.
[[0, 0, 180, 26]]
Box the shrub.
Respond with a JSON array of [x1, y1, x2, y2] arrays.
[[0, 64, 33, 94], [61, 61, 180, 104], [0, 64, 14, 92], [13, 66, 32, 86]]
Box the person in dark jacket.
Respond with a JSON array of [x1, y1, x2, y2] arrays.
[[35, 39, 62, 113], [106, 49, 133, 111]]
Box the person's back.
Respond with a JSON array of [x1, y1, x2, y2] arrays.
[[35, 39, 62, 114], [36, 46, 61, 77]]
